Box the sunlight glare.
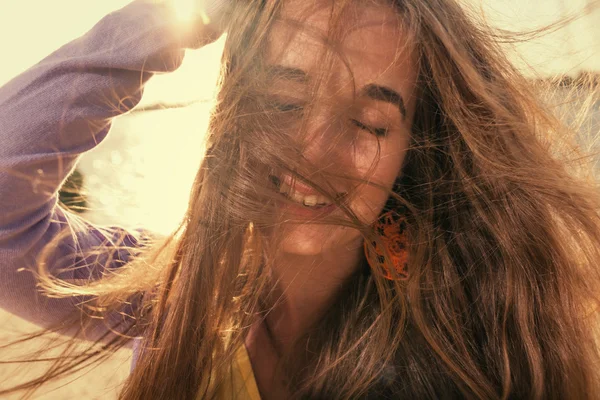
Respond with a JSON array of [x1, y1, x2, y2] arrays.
[[172, 0, 211, 25]]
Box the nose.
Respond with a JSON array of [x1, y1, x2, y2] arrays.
[[300, 112, 348, 169], [294, 113, 355, 199]]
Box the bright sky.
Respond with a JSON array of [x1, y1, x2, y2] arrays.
[[0, 0, 598, 88], [466, 0, 600, 75]]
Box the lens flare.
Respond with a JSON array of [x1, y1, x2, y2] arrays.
[[171, 0, 211, 25], [172, 0, 195, 22]]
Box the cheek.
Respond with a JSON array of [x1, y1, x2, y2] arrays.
[[350, 136, 408, 222], [350, 179, 394, 224]]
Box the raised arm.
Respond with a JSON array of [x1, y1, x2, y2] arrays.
[[0, 0, 227, 338]]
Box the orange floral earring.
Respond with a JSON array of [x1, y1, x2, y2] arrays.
[[364, 209, 409, 280]]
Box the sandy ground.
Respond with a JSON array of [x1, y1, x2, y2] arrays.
[[0, 309, 131, 399]]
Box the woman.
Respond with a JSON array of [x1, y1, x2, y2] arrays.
[[1, 0, 600, 398]]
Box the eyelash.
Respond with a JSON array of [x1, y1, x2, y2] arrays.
[[269, 101, 389, 137], [350, 119, 389, 138], [271, 102, 304, 113]]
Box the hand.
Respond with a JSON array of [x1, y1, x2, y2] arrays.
[[152, 0, 232, 45], [172, 0, 232, 37]]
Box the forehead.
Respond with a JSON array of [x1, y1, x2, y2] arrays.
[[266, 0, 417, 93]]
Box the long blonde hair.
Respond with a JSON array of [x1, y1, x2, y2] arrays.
[[3, 0, 600, 399]]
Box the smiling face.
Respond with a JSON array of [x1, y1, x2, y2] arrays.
[[265, 0, 418, 260]]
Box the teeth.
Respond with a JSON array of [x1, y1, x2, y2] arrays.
[[279, 181, 290, 194], [290, 190, 306, 204], [303, 195, 318, 206], [278, 181, 332, 207]]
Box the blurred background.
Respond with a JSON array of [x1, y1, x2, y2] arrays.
[[0, 0, 598, 398]]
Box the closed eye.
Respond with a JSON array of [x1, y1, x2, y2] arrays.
[[351, 119, 389, 137], [268, 102, 389, 137], [269, 101, 304, 113]]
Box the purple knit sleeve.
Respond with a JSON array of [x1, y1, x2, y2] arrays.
[[0, 0, 207, 343]]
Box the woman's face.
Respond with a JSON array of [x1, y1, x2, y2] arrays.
[[267, 0, 418, 258]]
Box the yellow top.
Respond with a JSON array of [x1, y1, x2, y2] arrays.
[[212, 344, 262, 400]]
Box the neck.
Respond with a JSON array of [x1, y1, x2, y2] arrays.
[[264, 238, 364, 353]]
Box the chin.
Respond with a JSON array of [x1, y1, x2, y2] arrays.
[[281, 235, 324, 256], [280, 223, 360, 256]]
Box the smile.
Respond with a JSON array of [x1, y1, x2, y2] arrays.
[[268, 174, 347, 210]]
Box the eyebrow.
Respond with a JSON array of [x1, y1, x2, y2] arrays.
[[266, 65, 309, 83], [267, 65, 407, 119], [360, 84, 407, 119]]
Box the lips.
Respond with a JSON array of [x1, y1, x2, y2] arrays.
[[269, 174, 346, 200], [269, 174, 345, 208], [280, 173, 321, 195]]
